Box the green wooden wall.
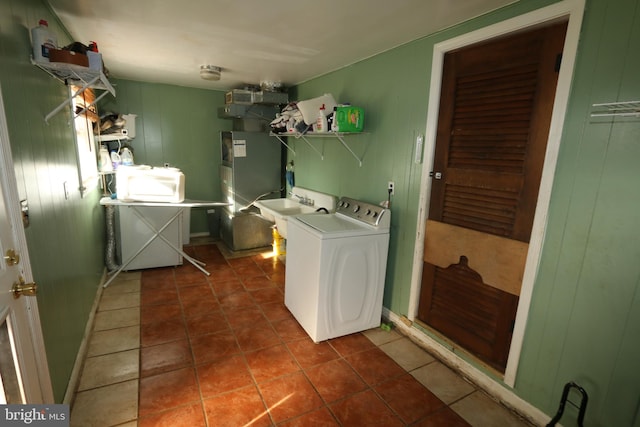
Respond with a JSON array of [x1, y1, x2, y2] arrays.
[[516, 1, 640, 425], [0, 0, 105, 402], [100, 80, 230, 233]]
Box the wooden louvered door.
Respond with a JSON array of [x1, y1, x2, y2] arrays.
[[417, 22, 567, 371]]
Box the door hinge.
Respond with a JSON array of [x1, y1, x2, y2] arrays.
[[429, 171, 442, 180], [555, 53, 563, 72], [20, 199, 29, 228]]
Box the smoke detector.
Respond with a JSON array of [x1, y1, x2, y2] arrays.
[[200, 65, 221, 81]]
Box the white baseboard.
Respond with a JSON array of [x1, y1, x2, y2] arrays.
[[383, 308, 551, 426], [63, 270, 107, 406], [190, 232, 211, 238]]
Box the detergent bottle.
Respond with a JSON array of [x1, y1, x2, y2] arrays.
[[110, 150, 121, 170], [121, 147, 134, 166], [98, 146, 113, 172], [315, 104, 327, 132], [31, 19, 57, 62]]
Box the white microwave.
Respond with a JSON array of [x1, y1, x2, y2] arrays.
[[116, 166, 185, 203]]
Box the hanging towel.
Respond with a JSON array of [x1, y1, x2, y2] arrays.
[[286, 170, 295, 188]]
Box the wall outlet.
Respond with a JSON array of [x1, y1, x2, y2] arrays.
[[388, 181, 395, 195]]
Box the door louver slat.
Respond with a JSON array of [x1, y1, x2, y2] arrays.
[[431, 264, 500, 344], [426, 260, 519, 369], [442, 185, 518, 236], [448, 64, 538, 178]]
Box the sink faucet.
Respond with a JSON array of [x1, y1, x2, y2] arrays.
[[289, 192, 314, 206], [240, 187, 284, 212]]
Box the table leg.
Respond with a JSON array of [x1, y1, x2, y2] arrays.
[[128, 207, 211, 275]]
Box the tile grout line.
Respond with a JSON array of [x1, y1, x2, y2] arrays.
[[77, 244, 530, 426]]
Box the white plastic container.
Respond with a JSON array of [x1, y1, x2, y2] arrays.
[[31, 19, 57, 62], [87, 51, 103, 71], [110, 151, 121, 170], [122, 114, 137, 138], [98, 147, 113, 172], [121, 148, 134, 166], [315, 104, 328, 132]]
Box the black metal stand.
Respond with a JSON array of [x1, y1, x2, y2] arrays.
[[546, 382, 588, 426]]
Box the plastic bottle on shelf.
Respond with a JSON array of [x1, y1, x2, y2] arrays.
[[31, 19, 57, 62], [121, 147, 134, 166], [315, 104, 327, 132], [87, 41, 103, 71], [98, 146, 113, 172], [331, 106, 338, 132], [110, 150, 121, 170]]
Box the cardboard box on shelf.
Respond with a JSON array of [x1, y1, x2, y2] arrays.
[[49, 49, 89, 67]]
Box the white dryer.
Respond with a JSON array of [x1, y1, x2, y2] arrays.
[[285, 197, 391, 342]]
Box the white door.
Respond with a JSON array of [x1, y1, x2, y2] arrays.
[[0, 85, 52, 403]]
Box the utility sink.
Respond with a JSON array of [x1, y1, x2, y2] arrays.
[[254, 198, 317, 222], [254, 186, 337, 239]]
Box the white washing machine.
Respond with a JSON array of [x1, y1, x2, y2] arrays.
[[285, 197, 391, 342]]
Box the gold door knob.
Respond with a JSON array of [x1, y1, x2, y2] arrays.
[[12, 277, 37, 298]]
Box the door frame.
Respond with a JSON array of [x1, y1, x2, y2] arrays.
[[408, 0, 585, 387], [0, 84, 54, 402]]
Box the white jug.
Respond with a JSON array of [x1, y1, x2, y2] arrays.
[[98, 147, 113, 172], [121, 147, 134, 166]]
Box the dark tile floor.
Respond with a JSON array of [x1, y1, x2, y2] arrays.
[[70, 242, 532, 426]]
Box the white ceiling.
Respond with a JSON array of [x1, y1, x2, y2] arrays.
[[47, 0, 516, 91]]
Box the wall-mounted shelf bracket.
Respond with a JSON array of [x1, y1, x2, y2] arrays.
[[269, 132, 296, 156], [296, 134, 325, 161], [590, 101, 640, 118], [32, 59, 116, 123], [270, 131, 364, 166]]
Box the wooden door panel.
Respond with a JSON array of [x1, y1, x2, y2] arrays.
[[419, 258, 519, 370], [418, 21, 567, 371], [424, 220, 528, 296]]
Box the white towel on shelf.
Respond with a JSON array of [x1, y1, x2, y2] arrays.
[[296, 93, 337, 125]]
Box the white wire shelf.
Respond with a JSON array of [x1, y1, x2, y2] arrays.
[[590, 101, 640, 118], [32, 59, 116, 123], [96, 133, 130, 142], [270, 131, 366, 166]]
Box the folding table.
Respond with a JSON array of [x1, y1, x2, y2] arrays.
[[100, 197, 230, 288]]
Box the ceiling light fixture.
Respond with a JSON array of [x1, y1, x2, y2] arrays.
[[200, 65, 222, 81]]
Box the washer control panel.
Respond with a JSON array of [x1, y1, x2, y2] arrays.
[[335, 197, 388, 227]]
